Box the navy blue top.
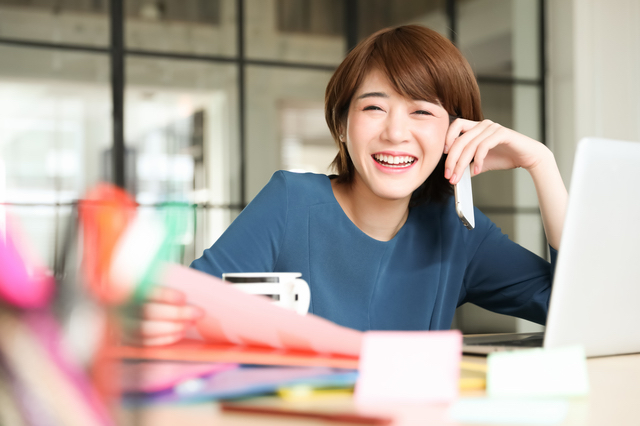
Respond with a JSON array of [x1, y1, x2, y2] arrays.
[[191, 171, 556, 331]]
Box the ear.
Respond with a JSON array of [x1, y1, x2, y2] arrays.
[[338, 125, 346, 143]]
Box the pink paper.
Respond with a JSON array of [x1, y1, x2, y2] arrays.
[[158, 263, 363, 356], [355, 330, 462, 403]]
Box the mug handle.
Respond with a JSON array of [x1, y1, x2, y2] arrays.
[[292, 279, 311, 315]]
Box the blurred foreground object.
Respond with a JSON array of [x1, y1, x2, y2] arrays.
[[0, 311, 113, 426], [78, 184, 137, 305], [108, 201, 192, 304], [0, 217, 54, 309], [0, 182, 190, 425], [79, 184, 191, 305], [76, 183, 193, 419], [0, 215, 113, 425]]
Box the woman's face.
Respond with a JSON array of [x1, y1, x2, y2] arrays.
[[344, 69, 450, 203]]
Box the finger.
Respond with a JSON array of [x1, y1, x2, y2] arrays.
[[471, 137, 495, 176], [450, 122, 502, 184], [124, 332, 184, 347], [125, 318, 188, 338], [146, 286, 187, 305], [140, 319, 187, 337], [445, 118, 490, 155], [444, 120, 492, 178], [139, 302, 204, 322], [444, 118, 465, 154], [140, 333, 184, 347]]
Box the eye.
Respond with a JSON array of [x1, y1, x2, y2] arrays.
[[363, 105, 384, 112], [414, 110, 434, 116]]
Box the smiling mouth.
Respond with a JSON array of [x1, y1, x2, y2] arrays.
[[373, 154, 417, 168]]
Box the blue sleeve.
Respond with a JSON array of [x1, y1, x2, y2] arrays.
[[461, 212, 555, 325], [190, 171, 288, 277]]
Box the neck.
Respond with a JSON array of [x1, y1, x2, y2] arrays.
[[332, 178, 411, 242]]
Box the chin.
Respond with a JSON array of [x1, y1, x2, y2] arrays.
[[371, 186, 416, 202]]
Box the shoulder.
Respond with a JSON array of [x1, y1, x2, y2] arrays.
[[275, 170, 331, 189], [269, 171, 334, 208], [242, 171, 333, 219]]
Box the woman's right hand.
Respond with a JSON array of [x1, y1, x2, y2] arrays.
[[122, 286, 204, 346]]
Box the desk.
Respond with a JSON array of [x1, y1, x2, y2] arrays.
[[121, 353, 640, 426]]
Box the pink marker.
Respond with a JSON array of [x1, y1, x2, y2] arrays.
[[0, 224, 54, 309]]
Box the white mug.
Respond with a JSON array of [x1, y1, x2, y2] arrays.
[[221, 272, 311, 315]]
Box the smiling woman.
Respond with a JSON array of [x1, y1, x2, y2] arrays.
[[334, 69, 451, 214], [325, 25, 483, 201], [126, 24, 568, 346]]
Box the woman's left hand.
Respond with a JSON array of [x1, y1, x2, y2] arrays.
[[443, 117, 568, 249], [443, 118, 549, 184]]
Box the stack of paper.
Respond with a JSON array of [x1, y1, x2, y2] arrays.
[[121, 361, 358, 405], [111, 263, 363, 368]]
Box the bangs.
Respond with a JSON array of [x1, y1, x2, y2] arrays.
[[355, 25, 478, 120], [368, 35, 441, 106]]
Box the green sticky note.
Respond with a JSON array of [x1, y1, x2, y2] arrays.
[[487, 346, 589, 398]]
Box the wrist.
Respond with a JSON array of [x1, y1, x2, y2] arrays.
[[525, 144, 555, 175]]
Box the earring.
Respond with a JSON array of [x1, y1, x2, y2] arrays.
[[339, 134, 344, 142]]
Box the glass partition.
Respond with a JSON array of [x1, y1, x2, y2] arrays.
[[245, 0, 345, 66], [245, 65, 333, 200], [125, 0, 237, 57], [356, 0, 448, 41], [458, 0, 540, 79], [125, 57, 239, 263], [0, 0, 109, 47], [0, 45, 111, 266]]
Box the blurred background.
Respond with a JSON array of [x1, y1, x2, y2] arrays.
[[0, 0, 638, 334]]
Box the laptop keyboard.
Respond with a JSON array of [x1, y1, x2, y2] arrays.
[[487, 335, 544, 348]]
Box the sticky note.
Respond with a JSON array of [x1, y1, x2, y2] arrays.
[[449, 398, 569, 425], [355, 330, 462, 403], [487, 346, 589, 398]]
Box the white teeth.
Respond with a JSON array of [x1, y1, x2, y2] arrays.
[[373, 154, 416, 167]]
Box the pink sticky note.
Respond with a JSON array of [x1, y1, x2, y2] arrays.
[[355, 330, 462, 403]]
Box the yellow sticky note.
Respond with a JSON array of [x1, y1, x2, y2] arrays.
[[487, 346, 589, 398]]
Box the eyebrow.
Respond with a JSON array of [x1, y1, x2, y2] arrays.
[[356, 91, 389, 100], [356, 92, 435, 104]]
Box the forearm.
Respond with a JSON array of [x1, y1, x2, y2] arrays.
[[526, 147, 568, 249]]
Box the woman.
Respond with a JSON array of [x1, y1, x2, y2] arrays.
[[133, 25, 567, 346]]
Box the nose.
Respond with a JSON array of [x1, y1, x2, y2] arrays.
[[381, 110, 410, 144]]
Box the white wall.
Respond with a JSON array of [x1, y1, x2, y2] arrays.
[[547, 0, 640, 187]]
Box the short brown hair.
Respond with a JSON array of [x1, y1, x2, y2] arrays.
[[325, 25, 483, 204]]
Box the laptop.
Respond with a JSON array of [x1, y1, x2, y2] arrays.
[[463, 137, 640, 357]]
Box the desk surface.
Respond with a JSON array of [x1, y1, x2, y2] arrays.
[[121, 353, 640, 426]]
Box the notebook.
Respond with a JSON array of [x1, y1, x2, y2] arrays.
[[463, 137, 640, 357]]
